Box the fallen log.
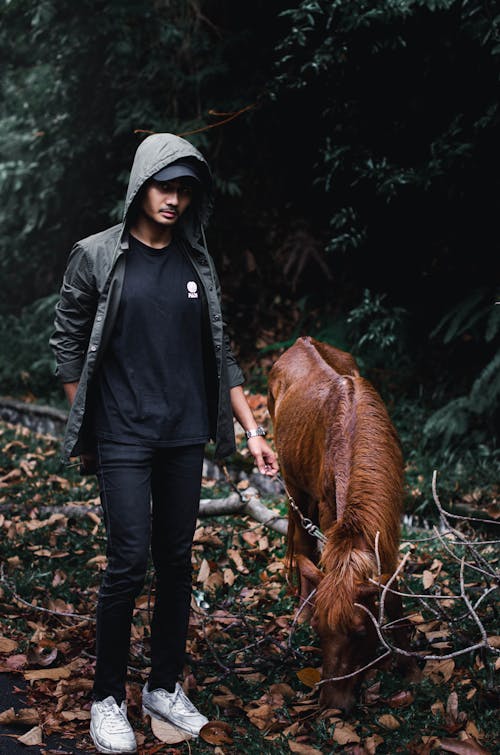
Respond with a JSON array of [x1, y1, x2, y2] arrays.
[[14, 491, 288, 536]]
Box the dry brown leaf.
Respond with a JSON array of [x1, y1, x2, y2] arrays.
[[440, 737, 491, 755], [270, 683, 295, 700], [332, 722, 361, 745], [59, 709, 90, 721], [0, 637, 18, 653], [24, 665, 71, 681], [0, 468, 22, 484], [386, 689, 414, 708], [5, 653, 27, 670], [199, 720, 233, 745], [296, 667, 321, 688], [446, 691, 459, 721], [246, 703, 275, 730], [423, 658, 455, 683], [465, 722, 484, 741], [377, 714, 400, 730], [422, 570, 435, 589], [0, 707, 39, 726], [223, 568, 235, 586], [431, 700, 445, 717], [289, 741, 323, 754], [365, 734, 384, 754], [18, 725, 43, 746], [197, 558, 210, 583], [363, 681, 381, 705], [227, 548, 248, 573], [150, 717, 192, 743], [486, 635, 500, 649]]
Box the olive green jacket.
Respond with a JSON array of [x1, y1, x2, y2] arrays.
[[50, 133, 244, 462]]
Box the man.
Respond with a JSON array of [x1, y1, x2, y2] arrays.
[[50, 133, 278, 753]]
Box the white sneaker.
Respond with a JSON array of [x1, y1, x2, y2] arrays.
[[142, 682, 208, 737], [90, 696, 137, 754]]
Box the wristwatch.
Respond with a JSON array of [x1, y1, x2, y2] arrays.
[[245, 426, 267, 440]]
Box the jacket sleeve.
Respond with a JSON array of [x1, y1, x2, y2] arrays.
[[49, 243, 98, 383], [210, 257, 245, 389]]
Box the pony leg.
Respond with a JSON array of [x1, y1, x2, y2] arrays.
[[285, 488, 321, 621], [384, 589, 419, 679]]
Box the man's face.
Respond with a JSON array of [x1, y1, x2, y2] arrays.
[[139, 178, 194, 228]]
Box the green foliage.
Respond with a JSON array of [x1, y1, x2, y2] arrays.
[[0, 293, 60, 400], [346, 288, 409, 370], [0, 0, 266, 313], [424, 289, 500, 450]]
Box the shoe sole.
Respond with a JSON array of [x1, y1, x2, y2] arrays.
[[142, 705, 197, 738], [90, 723, 138, 754]]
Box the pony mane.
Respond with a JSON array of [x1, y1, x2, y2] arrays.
[[316, 530, 377, 632], [316, 376, 403, 631]]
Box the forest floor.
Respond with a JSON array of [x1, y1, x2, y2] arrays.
[[0, 406, 498, 755]]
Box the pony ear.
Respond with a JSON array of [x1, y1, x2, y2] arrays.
[[296, 555, 324, 586]]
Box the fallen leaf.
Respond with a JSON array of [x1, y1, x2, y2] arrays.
[[18, 725, 43, 746], [0, 707, 39, 726], [464, 722, 484, 742], [246, 703, 275, 730], [199, 720, 233, 745], [0, 637, 18, 653], [5, 654, 27, 670], [332, 722, 361, 745], [24, 665, 71, 681], [423, 570, 435, 589], [486, 635, 500, 649], [289, 741, 323, 754], [150, 717, 192, 743], [377, 714, 400, 729], [364, 681, 381, 705], [440, 738, 491, 754], [423, 658, 455, 683], [431, 700, 445, 717], [365, 734, 384, 753], [446, 691, 459, 722], [296, 667, 321, 688], [385, 689, 414, 708], [197, 558, 210, 583], [223, 568, 235, 586], [59, 709, 90, 720], [270, 683, 295, 700]]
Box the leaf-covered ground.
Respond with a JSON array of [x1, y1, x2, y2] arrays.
[[0, 416, 498, 755]]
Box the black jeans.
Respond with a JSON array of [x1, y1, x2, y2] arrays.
[[93, 440, 205, 704]]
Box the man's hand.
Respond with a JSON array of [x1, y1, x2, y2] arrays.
[[246, 436, 279, 477], [80, 453, 97, 475]]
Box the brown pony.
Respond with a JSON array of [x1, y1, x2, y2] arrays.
[[268, 336, 405, 712]]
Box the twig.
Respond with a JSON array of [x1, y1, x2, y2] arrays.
[[432, 469, 500, 527], [315, 650, 392, 685], [0, 567, 95, 622]]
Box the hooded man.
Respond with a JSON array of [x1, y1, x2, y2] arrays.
[[50, 133, 278, 753]]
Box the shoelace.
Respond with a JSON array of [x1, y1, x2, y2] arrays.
[[156, 687, 197, 714], [172, 688, 197, 714], [100, 703, 129, 732]]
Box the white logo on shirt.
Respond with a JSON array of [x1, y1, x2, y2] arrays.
[[187, 281, 198, 298]]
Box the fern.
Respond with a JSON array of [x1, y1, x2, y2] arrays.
[[425, 290, 500, 450]]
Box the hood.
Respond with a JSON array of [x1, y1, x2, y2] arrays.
[[123, 133, 213, 248]]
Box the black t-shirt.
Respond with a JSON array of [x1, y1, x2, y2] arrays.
[[93, 234, 210, 446]]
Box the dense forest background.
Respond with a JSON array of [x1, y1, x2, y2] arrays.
[[0, 0, 499, 509]]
